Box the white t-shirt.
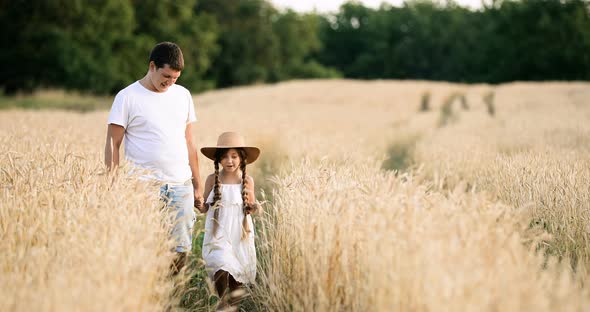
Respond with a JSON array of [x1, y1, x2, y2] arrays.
[[107, 81, 197, 183]]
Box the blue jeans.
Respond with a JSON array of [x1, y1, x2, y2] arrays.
[[160, 183, 195, 253]]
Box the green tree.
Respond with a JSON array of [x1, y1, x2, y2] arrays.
[[2, 0, 589, 94], [273, 10, 340, 79], [317, 2, 377, 78], [197, 0, 280, 87], [481, 0, 590, 82], [0, 0, 219, 94], [315, 0, 590, 82], [0, 0, 137, 94]]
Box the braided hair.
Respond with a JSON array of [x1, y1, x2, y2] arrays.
[[240, 157, 251, 240], [211, 157, 222, 235]]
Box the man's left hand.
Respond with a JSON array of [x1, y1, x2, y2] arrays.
[[194, 191, 204, 212]]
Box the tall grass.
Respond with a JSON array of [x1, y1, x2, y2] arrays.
[[1, 80, 589, 311], [253, 160, 589, 311], [415, 83, 590, 273], [0, 133, 178, 311], [382, 133, 420, 172], [0, 89, 112, 112], [438, 92, 460, 127], [420, 91, 431, 112], [483, 91, 495, 116]]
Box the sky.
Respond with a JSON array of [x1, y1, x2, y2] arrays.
[[270, 0, 486, 12]]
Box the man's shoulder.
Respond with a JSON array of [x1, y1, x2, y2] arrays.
[[170, 84, 192, 96], [115, 81, 141, 98]]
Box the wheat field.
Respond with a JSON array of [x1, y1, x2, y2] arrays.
[[1, 80, 589, 311]]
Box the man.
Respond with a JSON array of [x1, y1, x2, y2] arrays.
[[104, 42, 204, 275]]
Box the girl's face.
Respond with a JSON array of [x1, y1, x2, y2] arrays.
[[219, 148, 242, 173]]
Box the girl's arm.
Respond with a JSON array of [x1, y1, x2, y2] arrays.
[[245, 175, 261, 214], [198, 174, 214, 213]]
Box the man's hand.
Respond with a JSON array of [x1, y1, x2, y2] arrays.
[[194, 192, 205, 213]]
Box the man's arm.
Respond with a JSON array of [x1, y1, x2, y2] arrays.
[[104, 124, 125, 171], [198, 174, 215, 213], [186, 123, 204, 202]]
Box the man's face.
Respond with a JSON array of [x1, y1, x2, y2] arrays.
[[148, 62, 181, 92]]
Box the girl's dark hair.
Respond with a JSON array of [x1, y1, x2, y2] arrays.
[[149, 42, 184, 71], [211, 148, 251, 240]]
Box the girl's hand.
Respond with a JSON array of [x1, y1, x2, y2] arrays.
[[244, 177, 260, 214], [194, 198, 207, 213], [245, 201, 260, 214]]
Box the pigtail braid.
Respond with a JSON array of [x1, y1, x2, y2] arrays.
[[212, 160, 221, 235], [241, 161, 251, 240]]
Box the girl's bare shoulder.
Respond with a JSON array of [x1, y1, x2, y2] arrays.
[[205, 174, 215, 186]]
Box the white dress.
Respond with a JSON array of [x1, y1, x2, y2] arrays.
[[202, 184, 256, 284]]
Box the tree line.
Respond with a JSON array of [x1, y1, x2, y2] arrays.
[[1, 0, 588, 95]]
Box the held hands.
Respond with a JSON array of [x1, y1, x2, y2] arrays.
[[194, 192, 206, 213]]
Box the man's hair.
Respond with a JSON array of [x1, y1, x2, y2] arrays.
[[149, 42, 184, 71]]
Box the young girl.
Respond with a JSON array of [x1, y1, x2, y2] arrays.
[[196, 132, 261, 309]]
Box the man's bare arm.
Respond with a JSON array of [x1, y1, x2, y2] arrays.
[[186, 123, 204, 198], [198, 174, 215, 213], [105, 124, 125, 171]]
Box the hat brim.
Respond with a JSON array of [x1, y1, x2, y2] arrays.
[[200, 146, 260, 164]]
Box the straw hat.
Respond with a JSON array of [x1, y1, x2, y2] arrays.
[[201, 132, 260, 163]]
